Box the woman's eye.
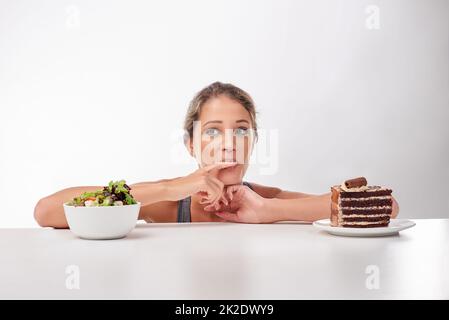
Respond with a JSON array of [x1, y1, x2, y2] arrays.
[[204, 128, 220, 137], [234, 127, 248, 136]]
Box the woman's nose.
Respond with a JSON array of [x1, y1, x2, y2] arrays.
[[223, 130, 236, 148], [222, 148, 235, 162]]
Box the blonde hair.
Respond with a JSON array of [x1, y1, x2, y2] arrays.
[[183, 81, 258, 143]]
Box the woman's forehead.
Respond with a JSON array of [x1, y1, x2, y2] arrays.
[[198, 95, 251, 122]]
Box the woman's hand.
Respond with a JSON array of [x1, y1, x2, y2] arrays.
[[204, 185, 336, 223], [164, 162, 237, 207], [204, 184, 273, 223]]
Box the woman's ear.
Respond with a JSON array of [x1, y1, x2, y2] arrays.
[[184, 136, 194, 157], [185, 133, 203, 167]]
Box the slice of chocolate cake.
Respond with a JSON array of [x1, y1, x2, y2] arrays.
[[330, 177, 393, 228]]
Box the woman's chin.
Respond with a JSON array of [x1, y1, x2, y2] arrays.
[[217, 165, 243, 185]]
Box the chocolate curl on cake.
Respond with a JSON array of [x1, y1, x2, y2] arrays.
[[344, 177, 367, 189]]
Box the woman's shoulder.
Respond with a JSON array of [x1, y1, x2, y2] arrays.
[[243, 181, 282, 198]]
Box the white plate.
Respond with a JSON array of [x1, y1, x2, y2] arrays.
[[313, 219, 416, 237]]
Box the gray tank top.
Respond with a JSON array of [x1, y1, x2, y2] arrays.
[[177, 181, 254, 223]]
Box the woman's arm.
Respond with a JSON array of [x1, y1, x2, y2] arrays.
[[33, 183, 174, 228], [34, 186, 103, 229], [34, 162, 237, 228], [249, 182, 314, 199], [209, 185, 400, 223], [210, 188, 331, 223], [265, 193, 400, 222], [263, 193, 332, 222]]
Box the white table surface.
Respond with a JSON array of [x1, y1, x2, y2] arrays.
[[1, 219, 448, 299]]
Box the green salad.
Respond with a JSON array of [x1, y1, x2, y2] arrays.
[[66, 180, 137, 207]]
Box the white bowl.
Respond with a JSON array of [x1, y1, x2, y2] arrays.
[[63, 202, 141, 240]]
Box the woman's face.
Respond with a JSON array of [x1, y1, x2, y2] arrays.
[[189, 95, 255, 185]]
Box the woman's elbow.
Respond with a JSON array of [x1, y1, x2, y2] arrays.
[[34, 197, 51, 227], [34, 197, 68, 228]]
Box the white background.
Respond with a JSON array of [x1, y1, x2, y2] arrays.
[[1, 0, 448, 227]]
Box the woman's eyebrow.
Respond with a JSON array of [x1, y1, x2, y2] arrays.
[[203, 120, 222, 127], [202, 119, 249, 127]]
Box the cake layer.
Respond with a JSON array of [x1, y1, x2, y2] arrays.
[[341, 222, 389, 228], [340, 207, 392, 215], [340, 198, 392, 207], [341, 219, 389, 225], [332, 185, 392, 198], [341, 213, 391, 218], [342, 216, 391, 223], [340, 189, 392, 198], [340, 195, 391, 200]]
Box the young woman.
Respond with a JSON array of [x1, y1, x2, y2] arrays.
[[34, 82, 399, 228]]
